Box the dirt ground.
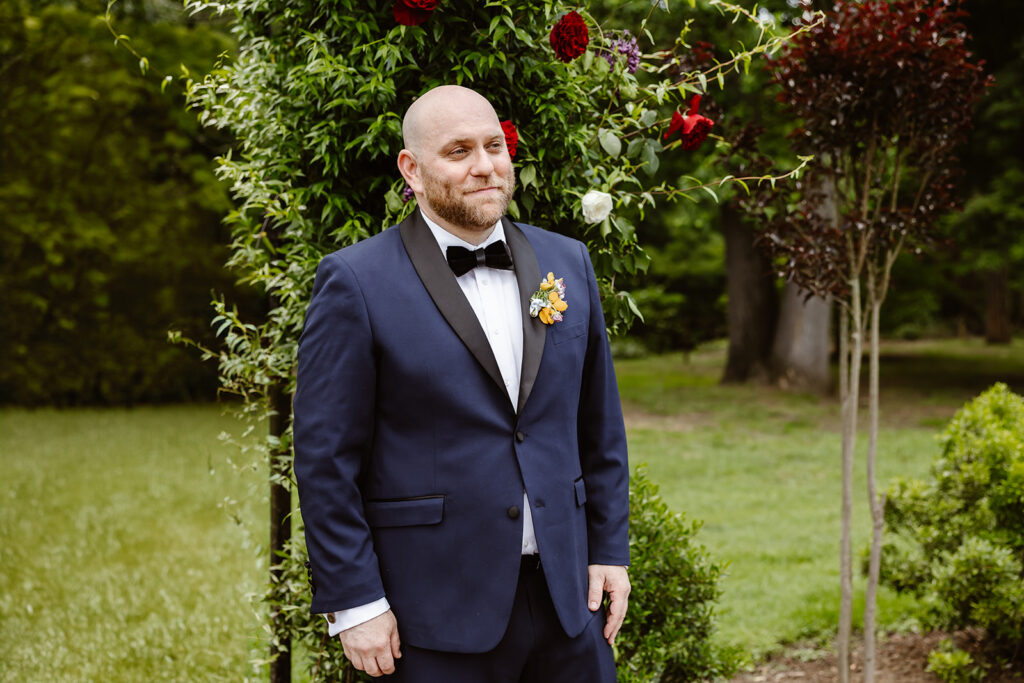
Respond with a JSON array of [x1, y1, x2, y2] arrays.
[[728, 631, 1024, 682]]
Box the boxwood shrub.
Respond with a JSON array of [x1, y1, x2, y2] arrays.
[[881, 383, 1024, 667]]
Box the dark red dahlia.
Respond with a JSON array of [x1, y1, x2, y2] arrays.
[[663, 95, 715, 151], [692, 41, 716, 65], [501, 120, 518, 158], [393, 0, 437, 26], [550, 11, 589, 63]]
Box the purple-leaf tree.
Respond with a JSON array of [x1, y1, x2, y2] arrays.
[[742, 1, 990, 680]]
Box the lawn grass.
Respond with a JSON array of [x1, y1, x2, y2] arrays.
[[1, 338, 1022, 679], [0, 406, 266, 682], [615, 337, 1024, 661]]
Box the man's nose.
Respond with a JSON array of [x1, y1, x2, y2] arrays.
[[469, 147, 495, 176]]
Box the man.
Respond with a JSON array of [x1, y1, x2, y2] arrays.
[[293, 85, 630, 682]]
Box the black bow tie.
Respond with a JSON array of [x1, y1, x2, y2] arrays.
[[446, 241, 514, 277]]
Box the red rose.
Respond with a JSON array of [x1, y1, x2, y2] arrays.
[[663, 95, 715, 151], [501, 120, 518, 159], [393, 0, 436, 26], [549, 11, 589, 63]]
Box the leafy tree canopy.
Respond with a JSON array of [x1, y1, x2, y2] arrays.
[[0, 0, 238, 405]]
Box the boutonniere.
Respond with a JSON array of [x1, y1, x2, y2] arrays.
[[529, 272, 568, 325]]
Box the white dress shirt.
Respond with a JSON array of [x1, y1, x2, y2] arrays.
[[325, 215, 538, 636]]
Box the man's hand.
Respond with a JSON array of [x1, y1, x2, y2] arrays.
[[587, 564, 630, 645], [338, 609, 402, 677]]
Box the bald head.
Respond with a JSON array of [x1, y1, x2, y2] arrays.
[[402, 85, 501, 157], [396, 84, 515, 243]]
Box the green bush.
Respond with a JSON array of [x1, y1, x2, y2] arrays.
[[269, 465, 734, 681], [925, 639, 985, 683], [618, 465, 737, 682], [881, 383, 1024, 661]]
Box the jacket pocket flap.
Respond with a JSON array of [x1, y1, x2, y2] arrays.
[[551, 320, 586, 345], [365, 496, 445, 528], [574, 478, 587, 507]]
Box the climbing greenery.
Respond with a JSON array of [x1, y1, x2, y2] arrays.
[[176, 0, 811, 677], [180, 0, 815, 415]]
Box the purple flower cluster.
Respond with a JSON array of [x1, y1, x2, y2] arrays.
[[601, 30, 639, 74], [402, 185, 415, 203]]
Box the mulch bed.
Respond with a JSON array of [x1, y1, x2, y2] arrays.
[[728, 631, 1024, 682]]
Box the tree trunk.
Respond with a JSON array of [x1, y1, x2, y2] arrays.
[[985, 266, 1012, 344], [838, 282, 863, 683], [839, 304, 848, 403], [771, 284, 832, 394], [1018, 287, 1024, 329], [266, 218, 292, 683], [722, 203, 777, 383], [269, 382, 292, 683], [771, 174, 837, 394], [863, 294, 885, 683]]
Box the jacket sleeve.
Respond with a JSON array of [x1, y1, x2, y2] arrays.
[[576, 241, 631, 567], [293, 252, 386, 614]]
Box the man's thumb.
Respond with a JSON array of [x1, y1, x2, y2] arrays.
[[390, 625, 402, 659], [587, 573, 603, 611]]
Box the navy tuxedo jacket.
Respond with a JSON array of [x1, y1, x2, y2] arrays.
[[293, 209, 629, 653]]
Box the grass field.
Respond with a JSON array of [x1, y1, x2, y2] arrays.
[[2, 338, 1022, 680], [0, 406, 266, 682], [615, 337, 1024, 660]]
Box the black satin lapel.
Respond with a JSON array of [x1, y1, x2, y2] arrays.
[[399, 210, 506, 398], [504, 217, 545, 415]]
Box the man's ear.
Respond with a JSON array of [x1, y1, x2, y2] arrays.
[[397, 149, 423, 193]]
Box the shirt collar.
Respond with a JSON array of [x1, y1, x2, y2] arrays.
[[420, 210, 504, 255]]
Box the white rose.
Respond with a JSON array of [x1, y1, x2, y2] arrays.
[[581, 190, 613, 224]]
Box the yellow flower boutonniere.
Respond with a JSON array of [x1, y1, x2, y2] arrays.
[[530, 272, 568, 325]]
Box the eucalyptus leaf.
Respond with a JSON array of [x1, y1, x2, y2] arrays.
[[599, 129, 622, 157], [520, 164, 537, 187], [641, 140, 660, 176], [627, 137, 645, 159], [385, 189, 405, 214]]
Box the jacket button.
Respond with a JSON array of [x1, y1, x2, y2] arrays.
[[515, 431, 525, 442], [507, 506, 520, 519]]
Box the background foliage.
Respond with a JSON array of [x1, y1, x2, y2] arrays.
[[741, 0, 989, 301], [4, 0, 1020, 406], [0, 0, 247, 405]]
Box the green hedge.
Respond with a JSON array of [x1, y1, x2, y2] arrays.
[[881, 383, 1024, 669]]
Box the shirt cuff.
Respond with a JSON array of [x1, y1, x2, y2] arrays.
[[323, 597, 390, 637]]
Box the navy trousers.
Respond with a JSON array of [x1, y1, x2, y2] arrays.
[[386, 557, 618, 682]]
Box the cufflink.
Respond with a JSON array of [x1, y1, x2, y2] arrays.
[[326, 613, 336, 624]]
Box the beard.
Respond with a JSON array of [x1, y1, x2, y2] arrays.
[[420, 166, 516, 233]]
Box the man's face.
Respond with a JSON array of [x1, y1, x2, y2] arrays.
[[409, 94, 516, 234]]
